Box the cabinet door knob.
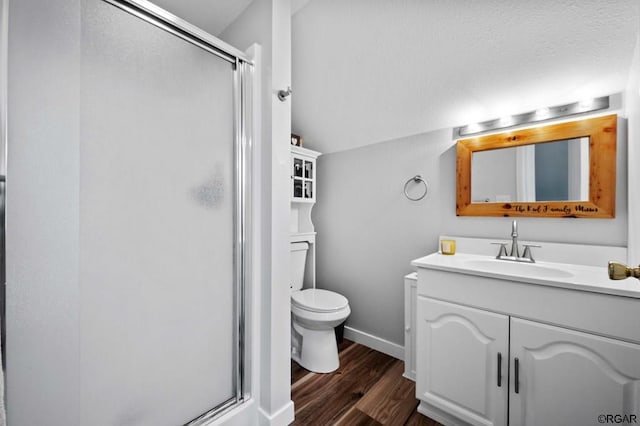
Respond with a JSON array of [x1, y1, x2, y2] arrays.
[[405, 326, 411, 332], [514, 357, 520, 394], [497, 352, 502, 387]]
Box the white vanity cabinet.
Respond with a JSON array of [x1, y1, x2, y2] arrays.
[[414, 259, 640, 426]]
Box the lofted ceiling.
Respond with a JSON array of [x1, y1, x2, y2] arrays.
[[292, 0, 640, 154], [149, 0, 253, 35]]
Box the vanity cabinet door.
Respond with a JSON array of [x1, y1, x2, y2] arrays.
[[417, 297, 509, 426], [509, 318, 640, 426]]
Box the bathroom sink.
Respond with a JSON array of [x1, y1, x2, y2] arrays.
[[463, 258, 574, 279], [411, 243, 640, 299]]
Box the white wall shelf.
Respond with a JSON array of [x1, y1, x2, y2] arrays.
[[291, 145, 320, 203], [291, 145, 321, 290]]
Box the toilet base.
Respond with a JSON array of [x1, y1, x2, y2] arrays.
[[292, 325, 339, 373]]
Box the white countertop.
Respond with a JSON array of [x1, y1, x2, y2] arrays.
[[412, 252, 640, 300]]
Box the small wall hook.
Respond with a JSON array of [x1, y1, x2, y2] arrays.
[[278, 86, 292, 101]]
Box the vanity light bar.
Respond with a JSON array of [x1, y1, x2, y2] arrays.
[[457, 96, 610, 137]]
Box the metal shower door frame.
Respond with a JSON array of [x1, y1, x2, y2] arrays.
[[96, 1, 253, 423]]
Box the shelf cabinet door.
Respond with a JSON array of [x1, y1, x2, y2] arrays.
[[417, 297, 509, 426], [292, 157, 303, 178], [304, 159, 313, 179], [510, 318, 640, 426], [290, 153, 316, 202]]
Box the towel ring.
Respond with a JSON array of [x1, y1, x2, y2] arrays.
[[404, 175, 428, 201]]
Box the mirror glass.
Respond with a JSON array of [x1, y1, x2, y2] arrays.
[[471, 137, 590, 203]]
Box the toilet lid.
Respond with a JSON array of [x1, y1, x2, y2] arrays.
[[291, 289, 349, 313]]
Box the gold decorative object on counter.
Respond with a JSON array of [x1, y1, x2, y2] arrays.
[[608, 261, 640, 280], [440, 239, 456, 255]]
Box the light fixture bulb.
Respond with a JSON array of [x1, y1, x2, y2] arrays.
[[578, 98, 595, 110], [535, 107, 550, 118], [499, 116, 513, 126], [465, 123, 481, 133], [457, 96, 609, 137]]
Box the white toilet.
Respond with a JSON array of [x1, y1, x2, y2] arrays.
[[290, 241, 350, 373]]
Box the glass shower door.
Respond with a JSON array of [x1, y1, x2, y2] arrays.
[[78, 0, 246, 424]]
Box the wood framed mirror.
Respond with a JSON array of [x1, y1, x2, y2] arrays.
[[456, 114, 617, 218]]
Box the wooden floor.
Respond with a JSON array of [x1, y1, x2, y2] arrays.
[[291, 340, 442, 426]]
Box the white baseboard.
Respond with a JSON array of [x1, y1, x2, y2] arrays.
[[258, 400, 294, 426], [343, 326, 404, 360], [402, 372, 416, 382], [418, 401, 466, 426]]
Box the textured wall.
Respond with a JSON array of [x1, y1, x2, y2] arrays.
[[313, 130, 452, 346], [314, 119, 628, 346]]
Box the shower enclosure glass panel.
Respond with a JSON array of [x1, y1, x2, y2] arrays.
[[79, 0, 243, 424]]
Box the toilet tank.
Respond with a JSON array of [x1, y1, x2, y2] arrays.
[[290, 242, 309, 290]]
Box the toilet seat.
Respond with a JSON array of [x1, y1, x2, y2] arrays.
[[291, 288, 348, 313]]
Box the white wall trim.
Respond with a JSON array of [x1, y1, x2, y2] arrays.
[[343, 326, 404, 360], [257, 400, 295, 426], [246, 42, 262, 422], [626, 35, 640, 265]]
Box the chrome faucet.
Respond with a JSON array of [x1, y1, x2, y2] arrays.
[[492, 220, 540, 263], [510, 220, 519, 258]]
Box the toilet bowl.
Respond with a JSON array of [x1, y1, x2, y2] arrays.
[[290, 242, 350, 373], [291, 288, 351, 373]]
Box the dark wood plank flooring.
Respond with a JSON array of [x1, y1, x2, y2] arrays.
[[291, 340, 442, 426]]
